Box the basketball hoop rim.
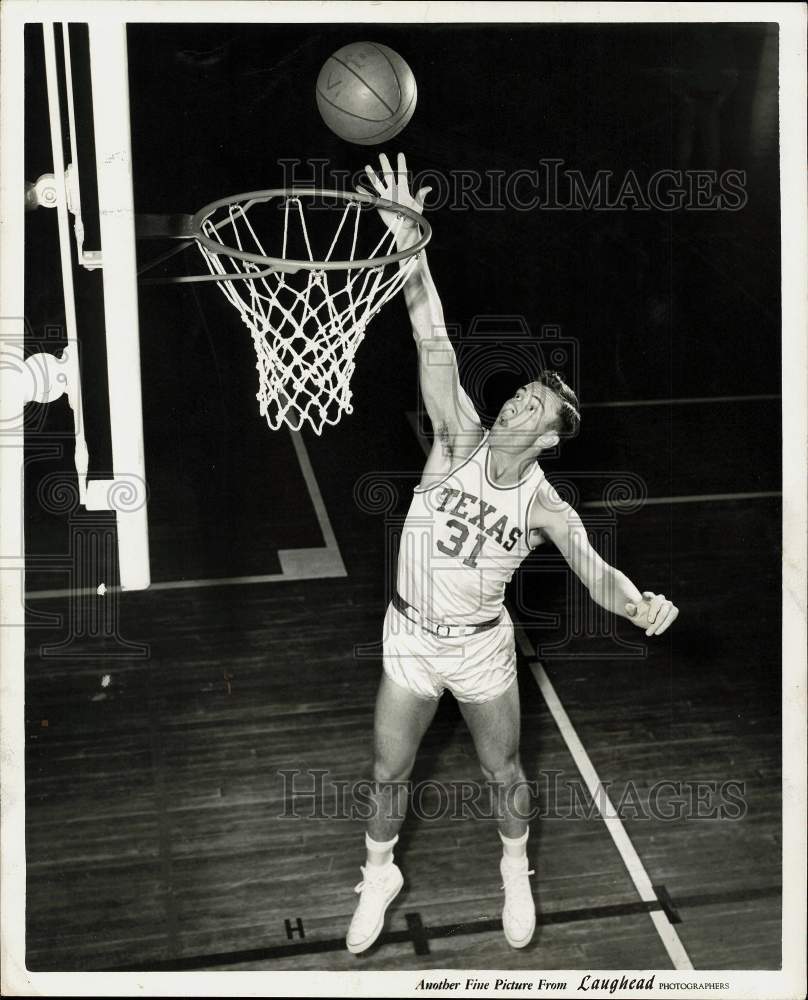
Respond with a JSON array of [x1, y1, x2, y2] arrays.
[[190, 187, 432, 273]]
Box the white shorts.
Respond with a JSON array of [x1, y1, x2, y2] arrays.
[[382, 601, 517, 704]]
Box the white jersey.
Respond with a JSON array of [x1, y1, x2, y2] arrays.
[[396, 431, 544, 624]]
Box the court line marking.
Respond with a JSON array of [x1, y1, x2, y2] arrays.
[[583, 490, 781, 508], [100, 881, 776, 970], [581, 393, 780, 408], [519, 632, 694, 971], [276, 429, 347, 579], [25, 429, 345, 599], [288, 429, 341, 555]]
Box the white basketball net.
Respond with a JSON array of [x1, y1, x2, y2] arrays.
[[195, 196, 421, 435]]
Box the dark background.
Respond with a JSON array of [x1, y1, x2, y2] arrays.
[[126, 21, 781, 395], [137, 21, 783, 564]]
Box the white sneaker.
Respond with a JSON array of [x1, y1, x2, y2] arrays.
[[346, 862, 404, 954], [500, 856, 536, 948]]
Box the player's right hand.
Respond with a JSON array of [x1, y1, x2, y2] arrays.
[[357, 152, 431, 238], [625, 591, 679, 637]]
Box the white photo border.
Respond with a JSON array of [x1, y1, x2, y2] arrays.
[[1, 2, 805, 997]]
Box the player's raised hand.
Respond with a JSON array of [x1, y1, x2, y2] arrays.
[[357, 152, 431, 239], [625, 591, 679, 637]]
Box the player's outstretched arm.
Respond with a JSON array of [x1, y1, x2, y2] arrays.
[[531, 482, 679, 637], [359, 152, 481, 452]]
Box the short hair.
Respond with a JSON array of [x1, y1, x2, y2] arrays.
[[537, 370, 581, 438]]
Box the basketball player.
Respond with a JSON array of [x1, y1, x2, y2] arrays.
[[346, 153, 679, 955]]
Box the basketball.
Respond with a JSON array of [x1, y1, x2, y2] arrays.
[[316, 42, 417, 145]]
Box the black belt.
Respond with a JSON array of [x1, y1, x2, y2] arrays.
[[392, 592, 501, 639]]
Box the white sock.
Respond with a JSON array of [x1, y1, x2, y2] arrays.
[[365, 832, 398, 867], [499, 828, 529, 864]]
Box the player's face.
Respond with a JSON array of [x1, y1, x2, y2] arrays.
[[494, 382, 559, 439]]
